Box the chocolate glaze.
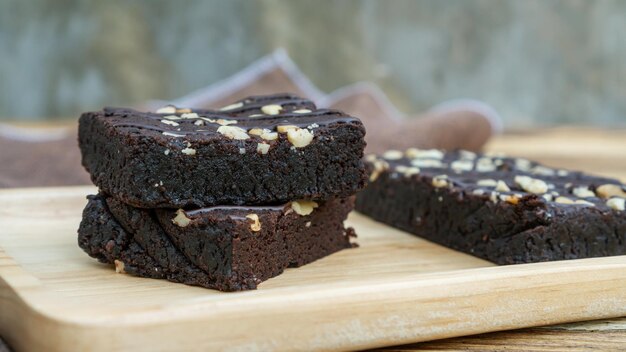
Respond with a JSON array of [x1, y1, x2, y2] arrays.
[[371, 150, 624, 211], [101, 94, 358, 136]]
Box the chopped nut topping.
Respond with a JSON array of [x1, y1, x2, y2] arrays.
[[542, 194, 554, 202], [451, 160, 473, 172], [515, 175, 548, 194], [489, 191, 499, 203], [596, 184, 626, 199], [293, 109, 312, 114], [477, 179, 498, 187], [248, 114, 263, 117], [396, 165, 420, 177], [405, 148, 444, 159], [575, 199, 595, 206], [114, 260, 126, 274], [607, 197, 626, 211], [257, 142, 270, 154], [172, 209, 192, 227], [557, 169, 569, 177], [432, 175, 449, 188], [572, 186, 595, 198], [248, 128, 264, 136], [181, 147, 196, 155], [180, 112, 199, 119], [459, 150, 477, 160], [305, 221, 312, 227], [217, 125, 250, 140], [176, 108, 192, 114], [500, 194, 521, 204], [201, 117, 217, 123], [164, 149, 170, 155], [261, 104, 283, 115], [194, 120, 204, 126], [156, 105, 177, 114], [217, 119, 237, 126], [531, 165, 555, 176], [239, 147, 246, 154], [475, 157, 496, 172], [246, 214, 261, 232], [307, 123, 320, 129], [495, 180, 510, 192], [382, 150, 404, 160], [219, 102, 244, 111], [472, 189, 485, 195], [277, 125, 298, 133], [515, 158, 532, 171], [160, 119, 179, 126], [287, 128, 314, 148], [291, 200, 319, 216], [411, 159, 444, 168], [369, 159, 389, 182], [555, 196, 575, 204]]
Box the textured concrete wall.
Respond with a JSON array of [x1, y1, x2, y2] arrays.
[[2, 0, 626, 127]]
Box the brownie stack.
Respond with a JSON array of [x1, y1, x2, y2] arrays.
[[77, 94, 367, 291]]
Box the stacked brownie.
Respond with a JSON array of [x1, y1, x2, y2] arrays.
[[356, 148, 626, 264], [77, 94, 367, 291]]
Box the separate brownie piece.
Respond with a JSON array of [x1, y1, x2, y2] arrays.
[[356, 149, 626, 264], [79, 93, 367, 208], [78, 194, 356, 291]]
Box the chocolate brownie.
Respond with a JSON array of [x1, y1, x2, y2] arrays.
[[356, 149, 626, 264], [78, 94, 367, 208], [78, 194, 356, 291]]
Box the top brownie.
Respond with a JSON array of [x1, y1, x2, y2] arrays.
[[79, 94, 367, 208]]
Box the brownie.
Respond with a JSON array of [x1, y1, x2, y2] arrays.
[[78, 94, 367, 208], [356, 149, 626, 264], [78, 194, 356, 291]]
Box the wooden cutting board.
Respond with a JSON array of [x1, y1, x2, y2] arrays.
[[2, 186, 626, 352]]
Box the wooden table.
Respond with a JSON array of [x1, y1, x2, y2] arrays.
[[2, 125, 626, 351]]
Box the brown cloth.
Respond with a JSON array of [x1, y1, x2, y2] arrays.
[[0, 49, 500, 189]]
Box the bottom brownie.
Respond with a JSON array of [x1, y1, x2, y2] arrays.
[[78, 195, 356, 291]]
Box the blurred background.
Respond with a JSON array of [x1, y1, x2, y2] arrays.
[[2, 0, 626, 128]]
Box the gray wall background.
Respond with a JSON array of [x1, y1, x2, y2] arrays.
[[2, 0, 626, 128]]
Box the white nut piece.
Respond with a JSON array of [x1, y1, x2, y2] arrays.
[[405, 148, 444, 159], [555, 196, 575, 204], [575, 199, 595, 206], [451, 160, 473, 172], [477, 179, 497, 187], [181, 147, 196, 155], [396, 165, 420, 177], [257, 142, 270, 154], [475, 157, 496, 172], [156, 105, 177, 114], [542, 194, 554, 202], [160, 119, 179, 126], [194, 120, 204, 126], [217, 119, 238, 126], [277, 125, 298, 133], [246, 213, 261, 232], [219, 102, 244, 111], [459, 150, 477, 160], [495, 180, 511, 192], [500, 194, 521, 205], [172, 209, 191, 227], [606, 197, 626, 211], [531, 165, 556, 176], [114, 259, 126, 274], [369, 159, 389, 182], [383, 150, 404, 160], [287, 128, 314, 148], [432, 175, 449, 188], [596, 184, 626, 199], [291, 200, 319, 216], [293, 109, 312, 113], [572, 186, 595, 198], [217, 125, 249, 140], [515, 158, 532, 171], [261, 104, 283, 115], [411, 159, 444, 168], [514, 175, 548, 194], [180, 112, 199, 119]]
